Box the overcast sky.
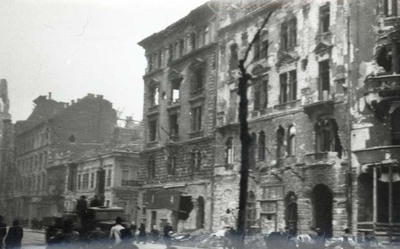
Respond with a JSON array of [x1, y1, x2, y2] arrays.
[[0, 0, 208, 122]]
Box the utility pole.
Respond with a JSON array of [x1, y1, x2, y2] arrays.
[[236, 6, 277, 249]]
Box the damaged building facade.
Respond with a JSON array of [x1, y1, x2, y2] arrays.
[[140, 0, 400, 240], [138, 2, 219, 232]]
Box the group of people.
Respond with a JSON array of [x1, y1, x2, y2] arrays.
[[109, 218, 173, 249], [0, 216, 23, 249]]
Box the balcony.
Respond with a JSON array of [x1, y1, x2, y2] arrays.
[[301, 87, 334, 117], [121, 180, 143, 187], [304, 151, 339, 166], [353, 145, 400, 165]]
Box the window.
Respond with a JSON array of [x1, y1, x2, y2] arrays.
[[203, 27, 209, 45], [122, 169, 129, 182], [148, 158, 155, 179], [229, 43, 238, 70], [90, 172, 95, 189], [171, 79, 181, 103], [83, 173, 89, 189], [287, 126, 296, 156], [191, 66, 205, 93], [149, 85, 159, 107], [384, 0, 399, 16], [281, 18, 297, 50], [169, 114, 179, 138], [174, 42, 179, 59], [179, 39, 184, 57], [191, 150, 202, 172], [319, 4, 330, 33], [259, 131, 266, 161], [279, 70, 297, 104], [247, 191, 257, 229], [168, 44, 173, 63], [107, 169, 112, 187], [191, 106, 202, 132], [167, 156, 176, 175], [315, 119, 342, 157], [253, 78, 268, 110], [319, 60, 330, 100], [148, 119, 157, 142], [158, 51, 163, 68], [147, 56, 153, 72], [277, 126, 285, 159], [77, 174, 81, 190], [190, 33, 197, 51], [253, 32, 269, 61], [225, 137, 234, 165], [249, 133, 257, 169]]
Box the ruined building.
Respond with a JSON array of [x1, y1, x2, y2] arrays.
[[2, 93, 117, 225], [139, 0, 400, 240], [138, 2, 219, 232]]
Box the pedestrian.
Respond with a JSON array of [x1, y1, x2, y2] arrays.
[[90, 195, 102, 207], [138, 223, 147, 244], [4, 219, 23, 249], [223, 226, 235, 249], [151, 225, 159, 243], [364, 231, 378, 249], [163, 222, 173, 249], [341, 228, 355, 249], [109, 217, 125, 246], [311, 227, 325, 249], [130, 221, 137, 241], [0, 216, 7, 249], [89, 226, 106, 247]]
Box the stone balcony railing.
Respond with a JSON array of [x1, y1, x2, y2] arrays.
[[301, 87, 335, 117], [304, 151, 339, 165], [121, 180, 143, 187], [353, 145, 400, 165]]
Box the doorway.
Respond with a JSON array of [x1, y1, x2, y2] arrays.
[[311, 184, 333, 237]]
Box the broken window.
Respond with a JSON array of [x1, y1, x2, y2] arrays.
[[319, 60, 330, 100], [391, 107, 400, 145], [190, 33, 197, 51], [253, 78, 268, 110], [148, 158, 156, 179], [287, 126, 296, 156], [277, 126, 285, 159], [203, 26, 209, 45], [149, 85, 159, 107], [315, 119, 342, 157], [281, 18, 297, 50], [158, 50, 163, 68], [174, 42, 179, 59], [148, 119, 157, 142], [253, 31, 268, 61], [384, 0, 399, 16], [191, 106, 202, 132], [229, 43, 239, 71], [106, 169, 112, 187], [147, 55, 153, 72], [191, 66, 205, 93], [319, 4, 330, 33], [279, 70, 297, 104], [191, 150, 202, 173], [169, 113, 179, 139], [167, 156, 176, 175], [171, 79, 181, 103], [90, 172, 95, 189], [249, 133, 257, 169], [259, 131, 266, 161], [168, 44, 173, 64], [179, 39, 185, 57], [225, 137, 234, 165], [247, 191, 257, 229]]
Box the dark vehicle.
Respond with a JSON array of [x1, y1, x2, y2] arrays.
[[43, 206, 125, 244]]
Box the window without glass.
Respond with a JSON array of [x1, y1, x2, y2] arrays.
[[253, 33, 269, 61], [169, 114, 179, 138], [191, 150, 202, 172], [158, 51, 163, 68], [179, 39, 185, 57], [249, 133, 257, 169], [320, 4, 330, 33], [279, 71, 297, 104], [149, 85, 159, 107], [171, 79, 181, 103], [191, 33, 197, 51], [148, 158, 155, 179], [191, 106, 202, 132], [315, 119, 342, 157], [203, 27, 209, 45], [277, 126, 285, 159], [226, 137, 234, 165], [168, 44, 173, 63], [253, 78, 268, 110], [229, 43, 239, 71], [319, 60, 330, 100], [247, 191, 257, 229], [107, 169, 112, 187], [167, 156, 176, 175], [287, 126, 296, 156], [148, 119, 157, 142], [191, 66, 205, 93], [259, 131, 266, 161], [281, 18, 297, 50], [90, 172, 95, 189]]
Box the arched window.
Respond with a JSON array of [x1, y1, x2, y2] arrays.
[[277, 126, 285, 159], [258, 131, 265, 161], [287, 126, 296, 156], [225, 137, 234, 165], [249, 133, 257, 169], [315, 119, 342, 157]]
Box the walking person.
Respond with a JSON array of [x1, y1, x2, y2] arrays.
[[130, 221, 137, 242], [163, 222, 173, 249], [109, 217, 125, 246], [0, 216, 6, 249], [4, 219, 23, 249], [138, 223, 147, 244]]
